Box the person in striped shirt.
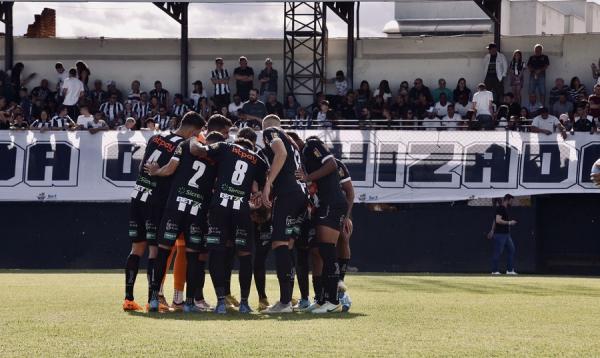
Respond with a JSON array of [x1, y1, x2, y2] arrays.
[[211, 58, 231, 110], [128, 80, 142, 103], [30, 109, 52, 131], [50, 105, 76, 130], [171, 94, 189, 118], [150, 81, 169, 107], [99, 94, 124, 128], [153, 105, 171, 130], [134, 92, 151, 120]]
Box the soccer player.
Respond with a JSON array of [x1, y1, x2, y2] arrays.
[[592, 159, 600, 186], [260, 115, 308, 313], [335, 158, 355, 311], [250, 205, 272, 311], [145, 123, 219, 313], [296, 136, 348, 313], [122, 112, 201, 312], [190, 127, 268, 314]]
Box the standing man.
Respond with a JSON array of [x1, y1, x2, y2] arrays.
[[61, 68, 84, 120], [234, 56, 254, 102], [261, 115, 308, 313], [483, 43, 508, 104], [211, 57, 231, 110], [471, 83, 495, 130], [527, 44, 550, 105], [491, 194, 518, 275], [258, 58, 278, 103]]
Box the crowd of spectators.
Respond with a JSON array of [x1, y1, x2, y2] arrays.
[[1, 45, 600, 135]]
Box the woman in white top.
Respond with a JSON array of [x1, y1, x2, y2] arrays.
[[190, 80, 208, 109], [373, 80, 393, 103]]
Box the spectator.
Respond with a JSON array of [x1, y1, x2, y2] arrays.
[[61, 68, 84, 119], [11, 113, 28, 130], [265, 93, 284, 118], [143, 117, 157, 131], [87, 112, 109, 134], [339, 92, 358, 120], [453, 78, 472, 103], [55, 62, 67, 95], [31, 79, 51, 104], [89, 79, 108, 113], [293, 107, 311, 129], [0, 106, 10, 130], [442, 103, 463, 129], [572, 104, 596, 133], [106, 81, 123, 103], [530, 107, 564, 136], [99, 94, 124, 128], [128, 80, 142, 103], [520, 107, 531, 120], [328, 70, 350, 100], [569, 76, 588, 103], [527, 44, 550, 105], [76, 105, 94, 129], [258, 58, 278, 103], [409, 78, 432, 106], [228, 93, 244, 119], [508, 50, 525, 103], [196, 97, 213, 120], [549, 78, 569, 106], [400, 108, 416, 129], [171, 93, 189, 118], [51, 106, 76, 130], [310, 92, 326, 118], [506, 115, 522, 131], [30, 109, 52, 130], [503, 92, 521, 118], [234, 110, 262, 130], [413, 93, 430, 119], [190, 80, 207, 110], [149, 96, 160, 117], [399, 81, 410, 94], [284, 94, 300, 119], [30, 99, 45, 121], [592, 57, 600, 85], [241, 88, 267, 122], [525, 93, 543, 117], [211, 57, 231, 109], [153, 105, 170, 130], [18, 87, 32, 123], [315, 100, 334, 128], [559, 113, 572, 132], [491, 194, 517, 275], [234, 56, 254, 102], [356, 80, 372, 110], [455, 94, 473, 119], [373, 80, 393, 103], [434, 92, 450, 118], [150, 80, 169, 107], [123, 102, 137, 127], [117, 117, 137, 131], [589, 84, 600, 120], [483, 43, 508, 103], [432, 78, 453, 103], [495, 104, 510, 130], [472, 83, 494, 130], [75, 61, 91, 90], [358, 107, 373, 129], [390, 95, 409, 119], [133, 92, 151, 120], [552, 93, 574, 118], [219, 106, 229, 118], [422, 106, 439, 130]]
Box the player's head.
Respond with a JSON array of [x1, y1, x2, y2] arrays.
[[178, 111, 206, 138], [205, 131, 225, 145], [206, 114, 233, 139], [262, 114, 281, 129], [286, 131, 304, 149], [237, 127, 257, 145], [235, 137, 255, 151]]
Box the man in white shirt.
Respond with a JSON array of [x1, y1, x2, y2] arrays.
[[483, 43, 508, 103], [421, 107, 439, 130], [87, 112, 109, 134], [531, 107, 566, 137], [76, 105, 94, 129], [442, 104, 463, 129], [434, 93, 450, 118], [61, 68, 84, 120], [472, 83, 494, 130], [228, 93, 244, 120]]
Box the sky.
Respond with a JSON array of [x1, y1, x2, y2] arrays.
[[10, 2, 395, 39]]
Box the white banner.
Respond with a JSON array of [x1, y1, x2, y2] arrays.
[[1, 130, 599, 202]]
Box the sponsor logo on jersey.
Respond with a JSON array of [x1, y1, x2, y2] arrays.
[[231, 145, 257, 165], [165, 219, 179, 232], [151, 135, 177, 153]]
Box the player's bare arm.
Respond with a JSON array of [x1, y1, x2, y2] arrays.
[[189, 137, 208, 158], [341, 179, 355, 236], [296, 157, 336, 182], [144, 158, 179, 177]]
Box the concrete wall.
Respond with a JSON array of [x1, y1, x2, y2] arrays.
[[1, 34, 600, 106]]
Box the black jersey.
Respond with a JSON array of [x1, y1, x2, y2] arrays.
[[205, 142, 268, 211], [303, 138, 346, 207], [131, 132, 184, 204], [336, 159, 351, 184], [262, 127, 306, 197], [165, 139, 217, 215]]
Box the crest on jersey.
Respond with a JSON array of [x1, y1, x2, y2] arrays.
[[210, 143, 220, 150], [174, 144, 183, 156], [313, 148, 322, 158]]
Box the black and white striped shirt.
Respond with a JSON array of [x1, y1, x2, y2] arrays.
[[30, 119, 52, 129], [51, 115, 75, 129], [171, 103, 189, 118], [99, 101, 124, 122], [211, 69, 230, 95], [150, 89, 169, 106], [133, 101, 151, 119], [153, 114, 170, 130]]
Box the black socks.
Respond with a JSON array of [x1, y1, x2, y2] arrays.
[[319, 242, 340, 305], [185, 252, 199, 303], [125, 254, 140, 301], [274, 245, 292, 305], [209, 248, 227, 300], [253, 243, 270, 299], [147, 257, 156, 302], [150, 247, 171, 300], [224, 245, 235, 296], [338, 258, 350, 282], [238, 255, 252, 302], [194, 260, 206, 301], [312, 275, 323, 304], [296, 248, 310, 300]]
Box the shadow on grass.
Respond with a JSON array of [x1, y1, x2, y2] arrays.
[[126, 310, 366, 321]]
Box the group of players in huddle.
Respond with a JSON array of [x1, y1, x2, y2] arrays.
[[122, 111, 355, 314]]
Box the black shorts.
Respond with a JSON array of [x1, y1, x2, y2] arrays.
[[294, 211, 316, 250], [314, 203, 347, 232], [271, 192, 307, 242], [206, 205, 254, 251], [157, 208, 209, 252], [129, 199, 156, 246]]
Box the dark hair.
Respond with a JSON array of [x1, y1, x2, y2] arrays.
[[180, 111, 206, 129], [570, 76, 581, 89], [336, 70, 344, 77], [205, 131, 225, 144], [234, 138, 254, 150], [455, 78, 467, 90], [174, 93, 183, 100], [503, 194, 514, 201], [237, 127, 257, 143], [55, 62, 64, 69], [68, 68, 77, 76], [378, 80, 391, 94], [206, 114, 233, 132]]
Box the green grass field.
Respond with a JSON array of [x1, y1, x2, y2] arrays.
[[2, 272, 600, 357]]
